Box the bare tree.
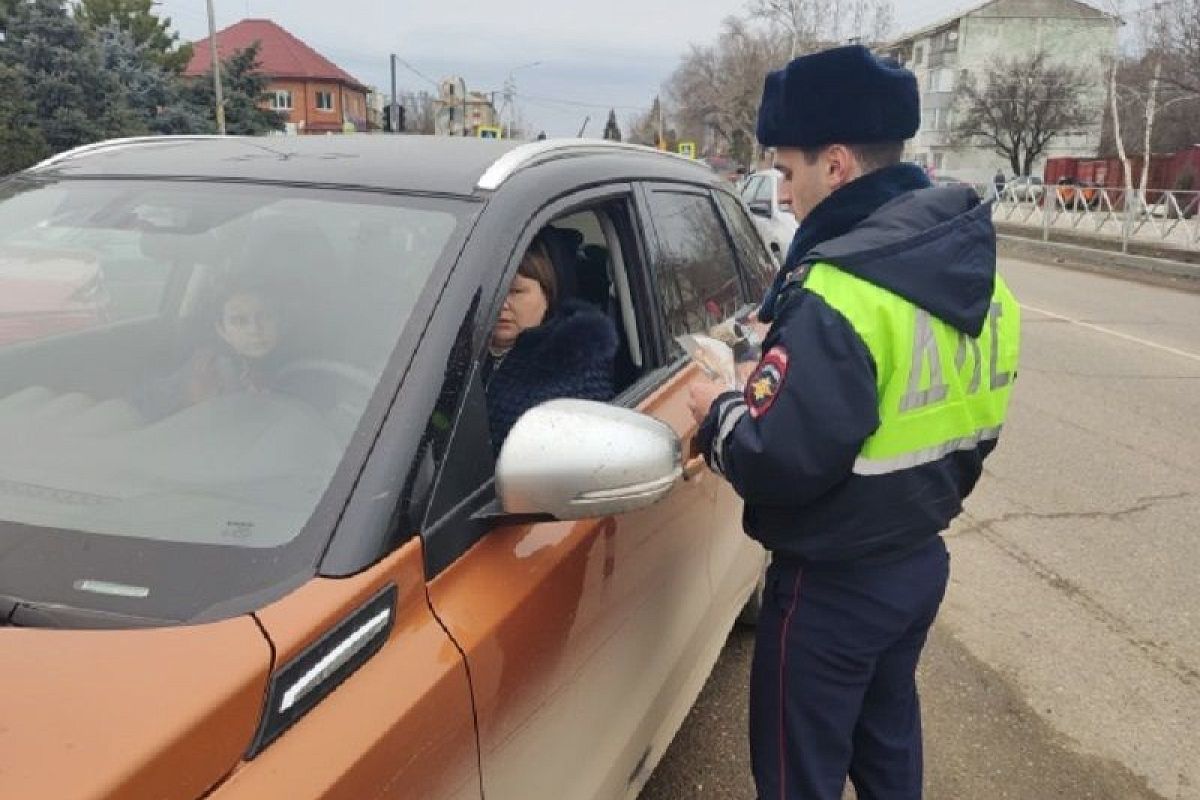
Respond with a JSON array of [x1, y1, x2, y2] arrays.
[[1101, 53, 1200, 159], [953, 52, 1095, 177], [665, 17, 789, 165], [746, 0, 893, 56], [627, 95, 667, 148], [1147, 0, 1200, 98], [401, 91, 435, 135]]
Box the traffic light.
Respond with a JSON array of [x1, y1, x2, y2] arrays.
[[384, 104, 406, 133]]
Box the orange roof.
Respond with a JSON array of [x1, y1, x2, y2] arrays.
[[185, 18, 366, 91]]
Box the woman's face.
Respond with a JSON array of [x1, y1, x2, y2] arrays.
[[491, 274, 549, 350], [217, 292, 280, 359]]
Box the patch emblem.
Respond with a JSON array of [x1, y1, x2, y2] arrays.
[[745, 346, 789, 418]]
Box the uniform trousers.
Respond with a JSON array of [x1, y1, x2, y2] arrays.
[[749, 537, 950, 800]]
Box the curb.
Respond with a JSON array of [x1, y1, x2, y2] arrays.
[[997, 234, 1200, 290]]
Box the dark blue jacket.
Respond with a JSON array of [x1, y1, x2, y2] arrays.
[[485, 299, 618, 451], [697, 163, 1002, 564]]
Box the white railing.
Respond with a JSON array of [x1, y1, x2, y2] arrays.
[[972, 182, 1200, 252]]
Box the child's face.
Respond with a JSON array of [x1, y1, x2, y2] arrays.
[[216, 292, 280, 359]]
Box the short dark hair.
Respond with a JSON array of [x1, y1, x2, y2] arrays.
[[799, 141, 906, 174]]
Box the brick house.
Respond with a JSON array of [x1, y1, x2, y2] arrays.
[[185, 19, 369, 134]]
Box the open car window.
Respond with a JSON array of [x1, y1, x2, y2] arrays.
[[0, 178, 473, 624]]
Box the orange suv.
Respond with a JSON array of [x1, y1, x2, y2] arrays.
[[0, 136, 769, 800]]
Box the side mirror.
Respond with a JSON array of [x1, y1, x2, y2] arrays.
[[496, 400, 682, 520], [748, 200, 772, 218]]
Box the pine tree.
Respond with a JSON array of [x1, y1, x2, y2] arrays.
[[0, 0, 145, 154], [186, 42, 286, 136], [0, 62, 50, 174], [0, 0, 20, 34], [95, 22, 210, 134], [74, 0, 192, 73], [602, 108, 622, 141]]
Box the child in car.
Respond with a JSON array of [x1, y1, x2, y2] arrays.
[[133, 272, 291, 420]]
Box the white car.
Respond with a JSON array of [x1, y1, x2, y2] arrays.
[[740, 168, 798, 262]]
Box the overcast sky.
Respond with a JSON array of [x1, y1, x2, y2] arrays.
[[158, 0, 992, 136]]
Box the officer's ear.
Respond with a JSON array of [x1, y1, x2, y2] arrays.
[[824, 144, 859, 191]]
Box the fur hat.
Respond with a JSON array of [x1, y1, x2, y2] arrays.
[[757, 45, 919, 148]]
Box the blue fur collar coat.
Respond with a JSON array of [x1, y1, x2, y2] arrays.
[[485, 298, 618, 452]]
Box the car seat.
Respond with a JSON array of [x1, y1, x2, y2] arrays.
[[578, 244, 612, 314], [536, 226, 582, 304]]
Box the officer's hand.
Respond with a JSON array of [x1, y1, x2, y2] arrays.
[[687, 378, 730, 425], [743, 311, 771, 344]]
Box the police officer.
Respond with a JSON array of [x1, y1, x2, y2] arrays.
[[687, 45, 1021, 800]]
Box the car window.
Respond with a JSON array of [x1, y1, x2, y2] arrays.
[[644, 188, 746, 355], [751, 175, 775, 205], [714, 191, 776, 300], [0, 178, 471, 623], [740, 176, 763, 201]]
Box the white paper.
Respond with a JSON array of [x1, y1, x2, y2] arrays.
[[676, 334, 738, 390]]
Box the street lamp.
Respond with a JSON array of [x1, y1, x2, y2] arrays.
[[502, 60, 543, 139]]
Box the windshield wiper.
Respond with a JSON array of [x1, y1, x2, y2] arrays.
[[0, 594, 167, 630]]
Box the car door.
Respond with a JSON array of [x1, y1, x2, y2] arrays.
[[420, 184, 728, 800], [636, 180, 766, 620]]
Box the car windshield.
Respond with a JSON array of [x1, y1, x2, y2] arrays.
[[0, 178, 472, 626]]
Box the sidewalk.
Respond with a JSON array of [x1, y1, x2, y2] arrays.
[[997, 224, 1200, 293]]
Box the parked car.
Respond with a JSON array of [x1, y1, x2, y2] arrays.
[[0, 135, 770, 800], [739, 167, 798, 262], [1006, 175, 1044, 202]]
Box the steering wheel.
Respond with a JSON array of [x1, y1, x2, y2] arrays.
[[274, 359, 378, 438]]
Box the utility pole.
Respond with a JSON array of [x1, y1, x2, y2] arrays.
[[206, 0, 226, 135], [389, 54, 399, 133]]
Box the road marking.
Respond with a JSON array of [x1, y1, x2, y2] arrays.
[[1021, 303, 1200, 364]]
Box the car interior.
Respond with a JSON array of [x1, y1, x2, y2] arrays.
[[0, 183, 458, 549], [529, 205, 648, 395]]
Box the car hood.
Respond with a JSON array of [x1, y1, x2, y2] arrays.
[[0, 615, 272, 799]]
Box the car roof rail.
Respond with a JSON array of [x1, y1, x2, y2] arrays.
[[28, 135, 231, 172], [476, 138, 703, 191]]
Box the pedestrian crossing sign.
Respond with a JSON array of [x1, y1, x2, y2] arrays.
[[678, 141, 697, 159], [478, 126, 502, 139]]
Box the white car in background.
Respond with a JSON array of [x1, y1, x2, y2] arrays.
[[740, 168, 798, 263]]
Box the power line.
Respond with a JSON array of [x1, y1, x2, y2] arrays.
[[391, 56, 440, 89], [514, 91, 652, 113]]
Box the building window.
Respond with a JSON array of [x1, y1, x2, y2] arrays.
[[269, 90, 293, 111], [316, 91, 334, 111], [933, 153, 945, 170], [913, 45, 924, 65]]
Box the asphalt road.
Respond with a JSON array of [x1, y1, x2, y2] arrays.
[[641, 257, 1200, 800]]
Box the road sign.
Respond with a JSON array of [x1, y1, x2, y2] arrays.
[[478, 126, 502, 139], [678, 141, 697, 159]]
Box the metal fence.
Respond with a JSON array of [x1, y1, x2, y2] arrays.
[[972, 183, 1200, 252]]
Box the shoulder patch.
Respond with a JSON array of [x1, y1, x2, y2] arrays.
[[745, 346, 789, 418]]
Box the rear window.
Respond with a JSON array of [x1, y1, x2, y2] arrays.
[[0, 178, 471, 625]]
